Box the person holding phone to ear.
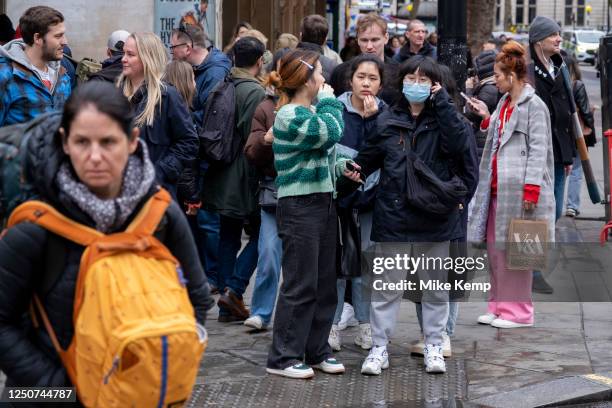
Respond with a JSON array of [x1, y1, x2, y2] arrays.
[[339, 55, 476, 375], [467, 41, 555, 329]]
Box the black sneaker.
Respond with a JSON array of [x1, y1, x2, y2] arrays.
[[532, 273, 554, 294]]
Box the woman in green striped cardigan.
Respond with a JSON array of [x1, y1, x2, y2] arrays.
[[265, 49, 362, 379]]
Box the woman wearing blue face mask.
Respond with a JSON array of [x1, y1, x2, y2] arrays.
[[338, 55, 477, 376]]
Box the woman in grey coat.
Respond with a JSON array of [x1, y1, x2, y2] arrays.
[[467, 41, 555, 329]]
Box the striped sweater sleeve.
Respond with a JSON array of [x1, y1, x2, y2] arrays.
[[273, 92, 344, 153]]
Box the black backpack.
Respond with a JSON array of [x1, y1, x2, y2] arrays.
[[199, 76, 247, 165]]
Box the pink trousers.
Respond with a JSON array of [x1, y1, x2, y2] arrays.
[[486, 197, 534, 324]]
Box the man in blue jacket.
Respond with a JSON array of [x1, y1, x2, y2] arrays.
[[0, 6, 71, 127], [170, 23, 231, 127], [170, 23, 231, 293]]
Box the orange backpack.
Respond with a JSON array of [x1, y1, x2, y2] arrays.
[[8, 189, 207, 407]]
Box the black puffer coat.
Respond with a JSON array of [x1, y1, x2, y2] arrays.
[[0, 114, 213, 390], [340, 88, 477, 242]]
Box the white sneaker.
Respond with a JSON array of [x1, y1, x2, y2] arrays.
[[312, 357, 345, 374], [328, 324, 342, 351], [424, 344, 446, 373], [244, 315, 265, 330], [337, 302, 358, 330], [491, 318, 534, 329], [477, 313, 497, 325], [410, 333, 451, 357], [266, 363, 314, 379], [354, 323, 372, 350], [361, 345, 389, 375]]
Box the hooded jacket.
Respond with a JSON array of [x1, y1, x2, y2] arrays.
[[192, 47, 232, 127], [337, 92, 385, 211], [0, 39, 71, 127], [528, 48, 576, 165], [393, 40, 437, 64], [0, 114, 213, 390], [87, 54, 123, 84], [338, 88, 476, 242]]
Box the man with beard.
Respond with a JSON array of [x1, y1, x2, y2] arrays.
[[0, 6, 71, 126]]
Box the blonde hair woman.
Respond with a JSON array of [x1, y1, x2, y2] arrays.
[[118, 32, 199, 197]]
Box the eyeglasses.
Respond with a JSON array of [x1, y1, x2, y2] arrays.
[[170, 22, 194, 51], [169, 43, 190, 51]]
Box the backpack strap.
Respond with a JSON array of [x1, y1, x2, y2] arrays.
[[7, 201, 103, 246], [125, 188, 172, 236]]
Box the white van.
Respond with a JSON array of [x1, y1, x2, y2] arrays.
[[562, 30, 604, 64]]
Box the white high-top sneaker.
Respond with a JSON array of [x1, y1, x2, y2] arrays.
[[328, 324, 342, 351], [354, 323, 372, 350]]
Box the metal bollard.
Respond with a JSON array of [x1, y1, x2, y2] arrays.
[[599, 129, 612, 243]]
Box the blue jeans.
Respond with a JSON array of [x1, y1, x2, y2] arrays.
[[193, 209, 220, 288], [416, 301, 458, 337], [566, 155, 582, 212], [333, 277, 370, 324], [250, 209, 283, 325], [217, 214, 259, 316], [554, 162, 566, 221]]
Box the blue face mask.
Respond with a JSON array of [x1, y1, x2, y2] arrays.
[[403, 82, 431, 103]]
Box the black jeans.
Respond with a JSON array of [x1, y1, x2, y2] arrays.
[[267, 193, 338, 369]]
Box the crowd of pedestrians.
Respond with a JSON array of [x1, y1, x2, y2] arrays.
[[0, 5, 594, 401]]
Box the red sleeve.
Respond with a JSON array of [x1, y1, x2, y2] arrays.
[[480, 116, 490, 131], [523, 184, 541, 204]]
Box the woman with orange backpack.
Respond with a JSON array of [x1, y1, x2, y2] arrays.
[[0, 82, 213, 405]]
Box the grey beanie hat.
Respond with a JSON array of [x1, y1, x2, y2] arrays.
[[529, 16, 561, 43]]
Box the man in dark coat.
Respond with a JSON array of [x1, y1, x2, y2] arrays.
[[296, 14, 337, 82], [528, 16, 576, 222], [329, 13, 400, 106], [88, 29, 130, 83], [394, 19, 437, 63], [202, 37, 266, 322], [528, 15, 574, 295]]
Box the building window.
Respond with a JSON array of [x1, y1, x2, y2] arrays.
[[565, 0, 573, 26], [516, 0, 524, 25], [496, 0, 501, 26], [576, 0, 585, 26], [528, 0, 537, 23]]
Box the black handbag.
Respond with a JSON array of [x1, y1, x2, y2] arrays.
[[402, 131, 468, 215], [336, 207, 361, 279], [258, 177, 278, 211]]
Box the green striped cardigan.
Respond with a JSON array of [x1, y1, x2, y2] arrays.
[[272, 91, 350, 199]]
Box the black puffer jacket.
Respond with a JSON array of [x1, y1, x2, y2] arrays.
[[0, 114, 213, 389], [340, 88, 476, 242]]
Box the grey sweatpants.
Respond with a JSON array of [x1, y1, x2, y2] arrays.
[[370, 242, 450, 347]]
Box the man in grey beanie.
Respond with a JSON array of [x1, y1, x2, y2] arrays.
[[528, 15, 575, 294]]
